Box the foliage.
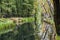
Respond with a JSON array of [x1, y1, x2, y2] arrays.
[[16, 0, 35, 17], [0, 18, 16, 34], [0, 17, 35, 35], [0, 0, 56, 40], [0, 0, 36, 17], [0, 0, 16, 17]]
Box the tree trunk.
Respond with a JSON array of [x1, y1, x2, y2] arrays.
[[36, 0, 56, 40]]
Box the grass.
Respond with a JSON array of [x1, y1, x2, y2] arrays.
[[56, 35, 60, 40]]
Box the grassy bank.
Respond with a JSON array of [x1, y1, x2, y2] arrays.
[[56, 35, 60, 40]]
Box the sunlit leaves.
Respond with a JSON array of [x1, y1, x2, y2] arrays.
[[0, 18, 16, 34]]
